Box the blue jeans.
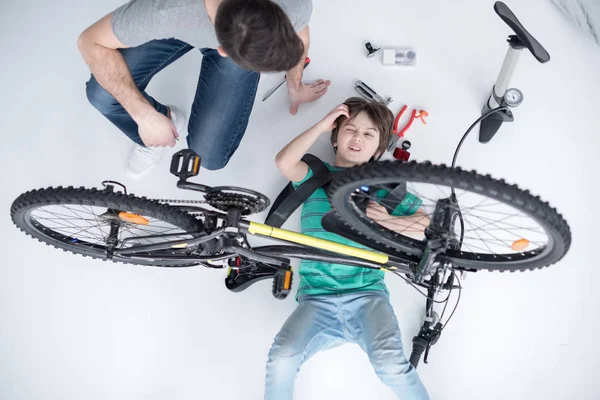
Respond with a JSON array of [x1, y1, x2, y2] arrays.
[[85, 39, 260, 170], [264, 291, 430, 400]]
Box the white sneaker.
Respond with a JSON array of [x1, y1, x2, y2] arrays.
[[126, 144, 165, 181], [168, 105, 188, 139], [126, 105, 187, 180]]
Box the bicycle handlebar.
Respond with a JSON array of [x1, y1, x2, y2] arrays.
[[409, 336, 429, 368]]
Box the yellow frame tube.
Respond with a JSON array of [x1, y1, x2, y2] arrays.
[[247, 222, 389, 265]]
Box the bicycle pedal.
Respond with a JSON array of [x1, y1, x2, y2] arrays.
[[224, 260, 278, 293], [170, 149, 201, 181], [272, 267, 293, 300]]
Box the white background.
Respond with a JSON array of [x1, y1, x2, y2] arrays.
[[1, 0, 598, 399]]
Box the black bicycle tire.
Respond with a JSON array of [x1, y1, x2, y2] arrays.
[[328, 161, 571, 272], [10, 186, 205, 267]]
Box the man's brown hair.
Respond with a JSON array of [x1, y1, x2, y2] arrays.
[[330, 97, 394, 160], [215, 0, 304, 72]]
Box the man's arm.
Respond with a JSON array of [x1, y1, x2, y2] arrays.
[[286, 26, 331, 115], [285, 26, 310, 92], [77, 13, 177, 146]]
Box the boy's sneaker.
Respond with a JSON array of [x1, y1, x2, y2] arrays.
[[126, 105, 187, 180]]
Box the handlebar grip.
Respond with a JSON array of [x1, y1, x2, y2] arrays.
[[410, 336, 429, 368], [409, 351, 422, 368]]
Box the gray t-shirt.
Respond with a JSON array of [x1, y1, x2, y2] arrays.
[[111, 0, 313, 49]]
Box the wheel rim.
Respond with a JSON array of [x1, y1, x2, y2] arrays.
[[340, 179, 554, 264]]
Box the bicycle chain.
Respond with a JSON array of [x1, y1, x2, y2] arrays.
[[156, 198, 207, 205], [156, 193, 266, 216], [205, 192, 266, 215]]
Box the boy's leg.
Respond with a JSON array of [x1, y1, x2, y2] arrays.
[[85, 39, 193, 145], [264, 295, 345, 400], [344, 291, 430, 400], [186, 48, 260, 170]]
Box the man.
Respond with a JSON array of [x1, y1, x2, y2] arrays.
[[78, 0, 330, 179]]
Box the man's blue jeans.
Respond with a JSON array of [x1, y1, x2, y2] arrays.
[[85, 39, 260, 170], [264, 290, 430, 399]]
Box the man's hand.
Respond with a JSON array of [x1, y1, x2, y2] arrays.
[[137, 110, 178, 147], [288, 79, 331, 115], [316, 103, 349, 132]]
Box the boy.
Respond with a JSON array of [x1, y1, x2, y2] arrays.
[[266, 97, 430, 399]]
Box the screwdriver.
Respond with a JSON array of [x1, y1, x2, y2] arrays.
[[262, 57, 311, 102]]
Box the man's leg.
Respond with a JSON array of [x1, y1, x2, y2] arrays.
[[343, 291, 430, 400], [85, 39, 193, 145], [264, 295, 345, 400], [186, 48, 260, 170]]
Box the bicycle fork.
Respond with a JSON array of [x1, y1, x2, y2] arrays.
[[409, 194, 462, 368]]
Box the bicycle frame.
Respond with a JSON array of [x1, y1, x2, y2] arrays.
[[114, 213, 415, 275], [106, 3, 549, 371]]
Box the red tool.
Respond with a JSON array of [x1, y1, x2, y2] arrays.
[[393, 140, 412, 161], [393, 106, 429, 138]]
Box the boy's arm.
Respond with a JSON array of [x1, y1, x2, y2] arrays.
[[275, 104, 349, 182], [366, 202, 431, 240]]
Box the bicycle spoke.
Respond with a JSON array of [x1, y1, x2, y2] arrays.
[[31, 204, 193, 252], [33, 208, 107, 242], [461, 216, 497, 255], [465, 212, 546, 240], [348, 179, 551, 258]]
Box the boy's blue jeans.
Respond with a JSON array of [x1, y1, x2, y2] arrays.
[[85, 38, 260, 171], [264, 291, 430, 400]]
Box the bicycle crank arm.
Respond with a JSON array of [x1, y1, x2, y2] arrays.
[[227, 245, 290, 268]]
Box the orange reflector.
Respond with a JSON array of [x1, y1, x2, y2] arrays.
[[511, 239, 530, 251], [118, 212, 149, 225], [193, 156, 200, 174], [283, 271, 292, 290]]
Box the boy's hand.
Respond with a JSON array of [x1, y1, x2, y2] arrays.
[[288, 79, 331, 115], [366, 201, 430, 238], [317, 104, 350, 132]]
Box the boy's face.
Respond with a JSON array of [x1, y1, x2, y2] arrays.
[[334, 111, 381, 166]]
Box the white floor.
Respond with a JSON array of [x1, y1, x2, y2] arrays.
[[1, 0, 599, 399]]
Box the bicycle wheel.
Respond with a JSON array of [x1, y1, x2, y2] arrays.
[[328, 161, 571, 272], [11, 187, 205, 267]]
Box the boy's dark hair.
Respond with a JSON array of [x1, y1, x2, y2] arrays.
[[215, 0, 305, 72], [330, 97, 394, 160]]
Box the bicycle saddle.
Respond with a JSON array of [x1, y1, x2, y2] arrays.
[[495, 1, 550, 63]]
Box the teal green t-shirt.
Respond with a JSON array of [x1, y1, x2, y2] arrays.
[[292, 162, 422, 300]]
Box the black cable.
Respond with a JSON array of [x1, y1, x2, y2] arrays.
[[451, 106, 509, 169], [392, 271, 454, 304], [441, 272, 463, 330], [450, 106, 509, 249], [438, 274, 454, 322]]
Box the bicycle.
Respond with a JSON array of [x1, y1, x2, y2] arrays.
[[9, 2, 571, 368]]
